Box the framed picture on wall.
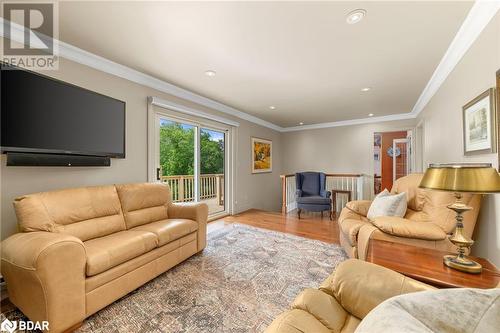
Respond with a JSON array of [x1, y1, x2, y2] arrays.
[[251, 137, 272, 173], [462, 88, 497, 155]]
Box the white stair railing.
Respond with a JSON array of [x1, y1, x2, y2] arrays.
[[281, 173, 373, 214]]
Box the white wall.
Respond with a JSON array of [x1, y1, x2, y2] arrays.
[[282, 119, 416, 175], [418, 12, 500, 265], [1, 57, 283, 239]]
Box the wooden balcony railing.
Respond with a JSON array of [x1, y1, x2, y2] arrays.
[[280, 173, 373, 214], [161, 174, 224, 205]]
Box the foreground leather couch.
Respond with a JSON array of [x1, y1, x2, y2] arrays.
[[266, 259, 499, 333], [338, 174, 481, 259], [1, 183, 208, 333], [265, 259, 434, 333]]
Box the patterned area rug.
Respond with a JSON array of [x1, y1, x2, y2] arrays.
[[2, 224, 347, 333]]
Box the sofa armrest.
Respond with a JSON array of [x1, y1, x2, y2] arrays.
[[295, 189, 303, 198], [1, 232, 86, 333], [319, 259, 434, 319], [371, 217, 447, 240], [345, 200, 372, 217], [168, 202, 208, 251]]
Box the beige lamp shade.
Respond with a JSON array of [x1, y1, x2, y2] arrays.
[[419, 163, 500, 193]]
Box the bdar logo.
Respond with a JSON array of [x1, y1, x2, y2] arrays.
[[0, 319, 17, 333]]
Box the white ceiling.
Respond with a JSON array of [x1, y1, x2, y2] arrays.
[[58, 1, 473, 127]]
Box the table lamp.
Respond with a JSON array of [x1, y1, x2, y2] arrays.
[[419, 163, 500, 273]]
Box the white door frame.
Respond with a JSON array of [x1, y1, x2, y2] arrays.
[[393, 138, 410, 182], [147, 98, 235, 217]]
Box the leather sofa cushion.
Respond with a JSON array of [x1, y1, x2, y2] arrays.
[[371, 217, 447, 240], [13, 185, 126, 241], [390, 174, 426, 211], [330, 260, 431, 319], [292, 288, 348, 332], [131, 219, 198, 246], [339, 218, 369, 246], [265, 309, 332, 333], [84, 230, 158, 276], [116, 183, 171, 229], [297, 196, 331, 205], [345, 201, 372, 217], [391, 174, 481, 236]]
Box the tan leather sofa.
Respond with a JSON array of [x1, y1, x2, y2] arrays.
[[265, 259, 434, 333], [1, 183, 208, 333], [338, 174, 481, 260]]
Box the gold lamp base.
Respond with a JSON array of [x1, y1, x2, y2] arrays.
[[443, 254, 482, 274], [443, 193, 483, 274]]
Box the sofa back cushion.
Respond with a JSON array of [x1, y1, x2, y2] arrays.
[[115, 183, 171, 229], [421, 190, 480, 236], [390, 174, 426, 211], [14, 185, 126, 241], [391, 174, 481, 236]]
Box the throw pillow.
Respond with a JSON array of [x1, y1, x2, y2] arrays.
[[355, 288, 500, 333], [367, 191, 407, 220]]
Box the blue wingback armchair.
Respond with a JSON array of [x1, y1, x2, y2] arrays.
[[295, 172, 332, 220]]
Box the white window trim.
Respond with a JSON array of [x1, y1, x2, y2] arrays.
[[147, 96, 235, 215]]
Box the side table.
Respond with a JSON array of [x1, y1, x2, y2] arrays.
[[331, 189, 352, 217], [366, 239, 500, 288]]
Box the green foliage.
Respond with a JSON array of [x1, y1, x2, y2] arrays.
[[200, 130, 224, 174], [160, 122, 224, 176]]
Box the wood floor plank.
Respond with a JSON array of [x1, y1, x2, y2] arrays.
[[209, 209, 340, 244]]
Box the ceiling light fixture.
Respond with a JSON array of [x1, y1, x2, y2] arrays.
[[361, 87, 371, 92], [299, 122, 304, 125], [205, 70, 216, 77], [346, 9, 366, 24], [368, 113, 374, 117], [269, 106, 276, 110]]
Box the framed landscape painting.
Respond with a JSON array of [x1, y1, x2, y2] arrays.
[[463, 88, 497, 155], [251, 137, 272, 173]]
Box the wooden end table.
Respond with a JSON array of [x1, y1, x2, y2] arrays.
[[366, 239, 500, 289], [331, 189, 352, 217]]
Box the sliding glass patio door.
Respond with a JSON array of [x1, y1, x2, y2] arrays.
[[199, 127, 225, 215], [154, 115, 228, 217]]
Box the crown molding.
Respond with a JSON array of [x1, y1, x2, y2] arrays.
[[410, 0, 500, 117], [281, 112, 417, 132], [2, 0, 497, 133]]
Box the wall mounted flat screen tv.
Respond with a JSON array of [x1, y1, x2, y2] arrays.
[[1, 66, 126, 158]]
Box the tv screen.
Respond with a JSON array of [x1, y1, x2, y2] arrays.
[[1, 66, 126, 158]]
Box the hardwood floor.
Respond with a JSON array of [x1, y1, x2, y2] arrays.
[[209, 209, 340, 244]]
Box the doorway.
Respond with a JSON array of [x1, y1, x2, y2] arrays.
[[153, 115, 229, 217], [374, 131, 412, 193]]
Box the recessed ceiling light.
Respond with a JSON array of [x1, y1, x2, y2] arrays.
[[299, 122, 304, 125], [346, 9, 366, 24], [368, 113, 374, 117], [205, 70, 216, 77], [269, 106, 276, 110], [361, 87, 371, 92]]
